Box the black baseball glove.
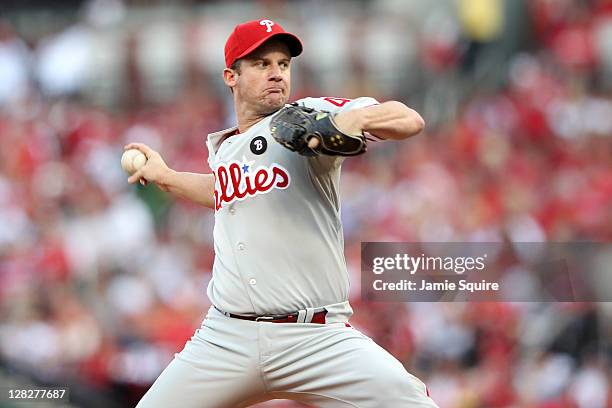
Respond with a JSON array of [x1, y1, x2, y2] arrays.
[[269, 104, 367, 156]]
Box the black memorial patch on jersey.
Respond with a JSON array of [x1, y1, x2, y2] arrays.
[[250, 136, 267, 155]]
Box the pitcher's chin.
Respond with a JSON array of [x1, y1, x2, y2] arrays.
[[262, 95, 287, 112]]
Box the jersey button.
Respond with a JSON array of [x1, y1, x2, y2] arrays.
[[229, 205, 236, 214], [237, 242, 245, 251], [249, 278, 256, 285]]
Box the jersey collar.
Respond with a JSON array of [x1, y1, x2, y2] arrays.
[[207, 126, 239, 154]]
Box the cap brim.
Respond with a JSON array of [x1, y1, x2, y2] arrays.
[[236, 32, 303, 62]]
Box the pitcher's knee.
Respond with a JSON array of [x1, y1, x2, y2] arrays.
[[370, 369, 434, 406]]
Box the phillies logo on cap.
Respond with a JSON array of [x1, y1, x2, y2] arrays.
[[224, 19, 303, 68], [259, 19, 274, 32]]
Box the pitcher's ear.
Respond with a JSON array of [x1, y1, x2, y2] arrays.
[[223, 68, 237, 87]]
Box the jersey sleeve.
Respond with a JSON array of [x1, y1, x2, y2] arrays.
[[296, 96, 379, 114], [205, 137, 215, 170]]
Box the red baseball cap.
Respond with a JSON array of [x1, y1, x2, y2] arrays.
[[224, 19, 303, 68]]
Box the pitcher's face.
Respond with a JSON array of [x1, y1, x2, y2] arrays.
[[227, 39, 292, 115]]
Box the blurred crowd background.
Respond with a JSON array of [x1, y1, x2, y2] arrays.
[[1, 0, 611, 407]]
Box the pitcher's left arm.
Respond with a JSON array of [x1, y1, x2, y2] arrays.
[[333, 101, 425, 140]]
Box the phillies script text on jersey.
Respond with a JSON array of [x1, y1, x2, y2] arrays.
[[213, 160, 291, 211]]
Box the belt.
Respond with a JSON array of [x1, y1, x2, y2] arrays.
[[214, 306, 327, 324]]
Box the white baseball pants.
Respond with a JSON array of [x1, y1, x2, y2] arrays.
[[136, 307, 439, 407]]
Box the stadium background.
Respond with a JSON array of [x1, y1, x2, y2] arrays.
[[0, 0, 610, 407]]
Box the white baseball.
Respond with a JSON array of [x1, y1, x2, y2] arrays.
[[121, 149, 147, 174], [132, 151, 147, 171]]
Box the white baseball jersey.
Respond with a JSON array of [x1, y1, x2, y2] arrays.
[[206, 96, 378, 316]]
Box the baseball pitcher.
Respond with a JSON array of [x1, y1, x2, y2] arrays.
[[127, 19, 438, 408]]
